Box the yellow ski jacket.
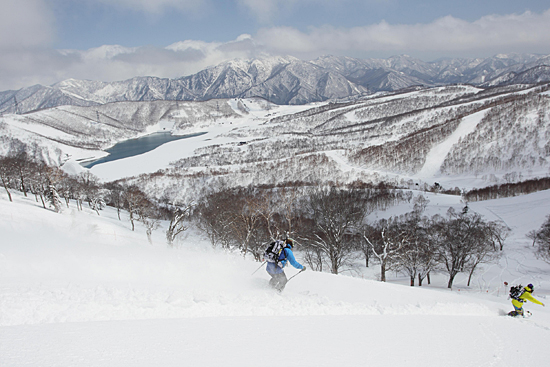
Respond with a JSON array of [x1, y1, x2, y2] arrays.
[[512, 291, 544, 308]]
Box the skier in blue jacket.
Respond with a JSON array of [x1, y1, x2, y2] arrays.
[[266, 238, 306, 292]]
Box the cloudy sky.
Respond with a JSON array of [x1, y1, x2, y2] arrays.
[[1, 0, 550, 90]]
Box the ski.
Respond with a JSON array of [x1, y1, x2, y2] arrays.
[[507, 310, 532, 318]]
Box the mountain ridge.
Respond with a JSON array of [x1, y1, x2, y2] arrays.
[[1, 53, 550, 114]]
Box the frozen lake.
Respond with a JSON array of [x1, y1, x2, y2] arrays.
[[83, 131, 206, 168]]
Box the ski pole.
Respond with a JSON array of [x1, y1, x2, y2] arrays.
[[288, 267, 306, 282], [251, 260, 267, 275]]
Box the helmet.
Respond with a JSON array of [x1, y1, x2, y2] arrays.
[[285, 238, 294, 248], [525, 284, 534, 292]]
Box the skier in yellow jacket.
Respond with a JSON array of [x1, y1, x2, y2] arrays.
[[510, 284, 545, 317]]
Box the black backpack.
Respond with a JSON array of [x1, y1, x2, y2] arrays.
[[264, 240, 286, 264], [509, 285, 525, 301]]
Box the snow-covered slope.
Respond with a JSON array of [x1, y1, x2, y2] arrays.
[[1, 185, 550, 366]]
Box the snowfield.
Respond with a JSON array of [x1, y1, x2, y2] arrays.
[[1, 188, 550, 366]]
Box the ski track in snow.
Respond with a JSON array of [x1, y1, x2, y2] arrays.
[[415, 110, 487, 179]]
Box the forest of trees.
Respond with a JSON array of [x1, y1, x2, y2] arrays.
[[463, 177, 550, 202], [161, 86, 550, 190], [192, 182, 509, 287], [440, 93, 550, 175]]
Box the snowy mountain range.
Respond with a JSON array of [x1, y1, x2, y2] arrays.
[[1, 53, 550, 114]]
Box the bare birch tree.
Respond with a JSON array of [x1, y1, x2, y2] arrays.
[[363, 219, 406, 282], [302, 187, 369, 274]]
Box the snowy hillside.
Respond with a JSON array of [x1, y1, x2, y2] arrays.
[[0, 98, 272, 165], [1, 183, 550, 366], [1, 82, 549, 202], [85, 83, 550, 205]]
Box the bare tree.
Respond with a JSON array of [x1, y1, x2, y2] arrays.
[[141, 215, 160, 244], [90, 190, 107, 215], [37, 164, 65, 213], [528, 215, 550, 263], [0, 153, 36, 202], [195, 189, 239, 249], [393, 217, 436, 286], [363, 219, 406, 282], [487, 221, 509, 251], [45, 183, 63, 213], [463, 219, 508, 286], [301, 187, 369, 274], [9, 152, 33, 197], [0, 156, 13, 202], [77, 172, 104, 215], [194, 187, 281, 257], [302, 245, 325, 272], [253, 189, 278, 241], [227, 188, 264, 258], [122, 185, 150, 231], [27, 162, 48, 208], [431, 207, 503, 288], [413, 194, 429, 214], [395, 195, 437, 286], [357, 232, 372, 268], [276, 185, 301, 238], [166, 204, 194, 247], [120, 185, 161, 242], [57, 174, 78, 208], [104, 182, 125, 220]]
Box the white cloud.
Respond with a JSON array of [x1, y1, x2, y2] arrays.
[[256, 9, 550, 56], [2, 8, 550, 91], [0, 0, 57, 90], [236, 0, 340, 23], [237, 0, 280, 22], [0, 0, 55, 49], [94, 0, 206, 14], [0, 36, 261, 90], [89, 0, 356, 20]]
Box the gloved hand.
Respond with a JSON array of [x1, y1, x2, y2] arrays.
[[302, 266, 307, 271]]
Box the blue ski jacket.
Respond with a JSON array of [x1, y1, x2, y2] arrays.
[[266, 247, 304, 274]]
